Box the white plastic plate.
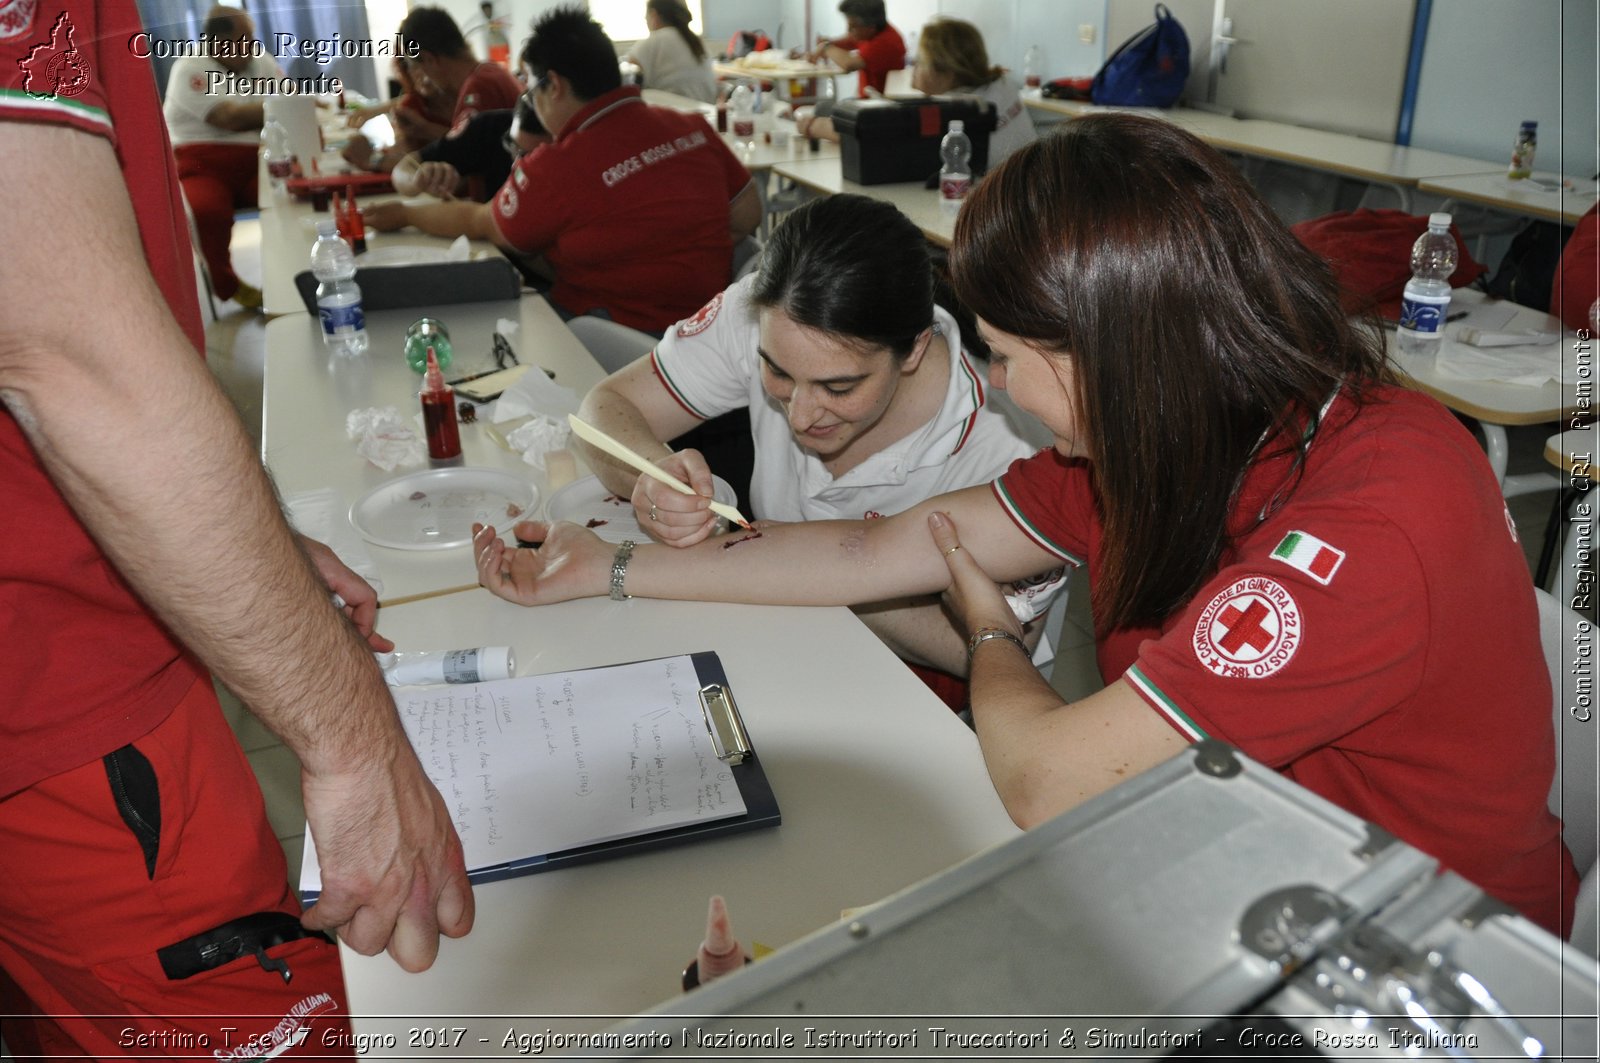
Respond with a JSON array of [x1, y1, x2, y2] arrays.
[[350, 468, 538, 550]]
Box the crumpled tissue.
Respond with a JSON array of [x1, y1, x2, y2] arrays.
[[447, 234, 472, 262], [346, 406, 426, 471], [488, 345, 581, 469]]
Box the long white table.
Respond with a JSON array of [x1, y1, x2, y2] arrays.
[[262, 298, 608, 604], [1418, 170, 1600, 226], [336, 588, 1018, 1046], [771, 156, 955, 246], [257, 196, 500, 317], [1024, 95, 1503, 210], [1386, 288, 1579, 490]]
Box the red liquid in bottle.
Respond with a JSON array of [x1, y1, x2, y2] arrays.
[[420, 347, 462, 460]]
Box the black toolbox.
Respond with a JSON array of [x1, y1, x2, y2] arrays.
[[832, 96, 997, 185]]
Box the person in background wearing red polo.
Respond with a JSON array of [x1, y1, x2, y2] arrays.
[[364, 6, 761, 336], [160, 4, 279, 310], [397, 6, 521, 134], [1551, 202, 1599, 333], [1, 1, 473, 1055], [806, 0, 905, 97]]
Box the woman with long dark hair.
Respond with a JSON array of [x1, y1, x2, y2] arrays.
[[474, 115, 1577, 937], [624, 0, 716, 103]]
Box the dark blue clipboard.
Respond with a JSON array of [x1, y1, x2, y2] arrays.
[[300, 651, 779, 903]]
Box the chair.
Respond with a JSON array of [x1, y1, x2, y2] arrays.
[[563, 315, 658, 374], [730, 234, 763, 283], [292, 256, 522, 314], [1534, 587, 1600, 955]]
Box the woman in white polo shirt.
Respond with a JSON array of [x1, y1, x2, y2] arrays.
[[575, 193, 1063, 699]]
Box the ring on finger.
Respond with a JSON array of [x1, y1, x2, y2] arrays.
[[649, 504, 658, 523], [943, 544, 962, 556]]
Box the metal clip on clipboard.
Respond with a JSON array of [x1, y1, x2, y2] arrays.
[[698, 683, 752, 765]]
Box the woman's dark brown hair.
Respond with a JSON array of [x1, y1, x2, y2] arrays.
[[647, 0, 705, 62], [952, 114, 1387, 630]]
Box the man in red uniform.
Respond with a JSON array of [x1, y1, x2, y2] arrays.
[[160, 5, 280, 308], [808, 0, 906, 97], [397, 5, 521, 132], [364, 6, 761, 335], [0, 1, 473, 1056]]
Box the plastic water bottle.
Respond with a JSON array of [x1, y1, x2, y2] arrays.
[[729, 82, 756, 149], [310, 221, 369, 356], [261, 116, 296, 203], [1023, 45, 1044, 89], [1508, 120, 1537, 180], [1396, 212, 1457, 357], [939, 120, 972, 208]]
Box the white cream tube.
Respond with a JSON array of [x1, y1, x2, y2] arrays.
[[377, 647, 515, 686]]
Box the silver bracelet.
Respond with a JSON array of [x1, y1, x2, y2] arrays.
[[966, 626, 1027, 668], [609, 539, 635, 601]]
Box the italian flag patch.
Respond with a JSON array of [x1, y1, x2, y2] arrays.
[[1270, 530, 1345, 585]]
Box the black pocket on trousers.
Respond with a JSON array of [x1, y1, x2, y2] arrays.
[[103, 743, 162, 879]]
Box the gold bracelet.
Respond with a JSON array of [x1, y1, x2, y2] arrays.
[[966, 626, 1027, 668]]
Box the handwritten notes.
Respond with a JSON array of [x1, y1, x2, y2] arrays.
[[300, 655, 747, 891]]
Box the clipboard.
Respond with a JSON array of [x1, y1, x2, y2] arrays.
[[298, 651, 779, 903]]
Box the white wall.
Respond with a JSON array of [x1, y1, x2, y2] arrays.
[[1411, 0, 1597, 176]]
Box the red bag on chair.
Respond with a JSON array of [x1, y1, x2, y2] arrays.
[[1291, 208, 1487, 320]]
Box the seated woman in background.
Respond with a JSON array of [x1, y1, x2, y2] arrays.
[[573, 193, 1064, 699], [624, 0, 717, 103], [474, 114, 1577, 938], [797, 16, 1036, 168]]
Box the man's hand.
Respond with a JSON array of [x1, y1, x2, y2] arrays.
[[299, 742, 475, 972], [472, 521, 614, 606], [342, 135, 376, 171], [362, 200, 410, 232], [297, 534, 393, 652]]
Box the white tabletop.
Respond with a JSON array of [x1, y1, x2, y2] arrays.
[[1417, 171, 1600, 226], [340, 589, 1018, 1043], [1023, 97, 1498, 187], [257, 195, 495, 317], [261, 299, 608, 605], [772, 156, 956, 247], [1386, 287, 1578, 426], [1546, 427, 1599, 478]]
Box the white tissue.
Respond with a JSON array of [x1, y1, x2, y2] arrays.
[[447, 235, 471, 261], [492, 360, 580, 424], [346, 406, 426, 471], [504, 416, 571, 471], [496, 317, 518, 340]]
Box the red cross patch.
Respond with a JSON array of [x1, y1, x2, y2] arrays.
[[1192, 576, 1302, 679], [675, 290, 723, 338]]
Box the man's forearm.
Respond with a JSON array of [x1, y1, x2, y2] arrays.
[[1, 126, 403, 774], [401, 200, 496, 241]]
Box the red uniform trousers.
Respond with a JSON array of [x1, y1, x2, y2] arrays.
[[0, 676, 352, 1060], [174, 142, 258, 301]]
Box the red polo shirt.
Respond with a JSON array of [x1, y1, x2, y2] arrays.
[[490, 86, 753, 333], [993, 386, 1577, 935], [0, 0, 207, 797], [831, 23, 906, 96]]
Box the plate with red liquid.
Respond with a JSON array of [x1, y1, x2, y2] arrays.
[[543, 474, 737, 544], [350, 468, 539, 550]]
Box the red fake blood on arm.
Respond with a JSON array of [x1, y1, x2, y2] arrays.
[[721, 531, 764, 550]]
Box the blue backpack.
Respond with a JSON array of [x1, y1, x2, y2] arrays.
[[1091, 4, 1191, 108]]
